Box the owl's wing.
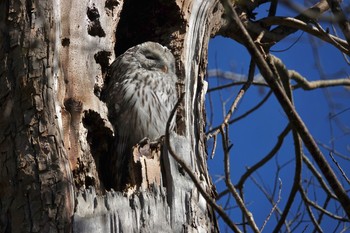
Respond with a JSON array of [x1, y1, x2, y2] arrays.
[[101, 57, 126, 101]]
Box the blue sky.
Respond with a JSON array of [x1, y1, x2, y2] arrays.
[[206, 2, 350, 232]]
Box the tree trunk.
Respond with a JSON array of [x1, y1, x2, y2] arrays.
[[0, 0, 222, 232]]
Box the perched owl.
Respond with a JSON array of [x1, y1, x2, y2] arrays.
[[102, 41, 178, 189]]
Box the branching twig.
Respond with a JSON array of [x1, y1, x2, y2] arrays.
[[223, 60, 255, 125], [235, 123, 291, 189], [262, 0, 330, 45], [299, 186, 324, 232], [270, 55, 350, 90], [220, 125, 260, 233], [249, 174, 283, 217], [303, 192, 349, 221], [207, 59, 255, 137]]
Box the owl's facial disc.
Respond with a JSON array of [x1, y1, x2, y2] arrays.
[[139, 50, 169, 73]]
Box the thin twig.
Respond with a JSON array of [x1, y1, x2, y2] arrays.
[[261, 178, 282, 232], [208, 133, 217, 159], [223, 60, 255, 125], [249, 174, 283, 217], [332, 24, 350, 65], [313, 196, 331, 233], [207, 80, 267, 92], [329, 152, 350, 185], [304, 193, 348, 221], [317, 141, 350, 161], [207, 90, 272, 135], [302, 155, 337, 200]]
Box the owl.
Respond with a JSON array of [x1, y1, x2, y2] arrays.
[[102, 41, 178, 189]]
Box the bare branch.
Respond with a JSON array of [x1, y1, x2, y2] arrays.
[[208, 62, 350, 92], [258, 16, 349, 54], [291, 71, 350, 90], [219, 0, 350, 218], [272, 62, 304, 233], [269, 54, 350, 90], [262, 0, 330, 45]]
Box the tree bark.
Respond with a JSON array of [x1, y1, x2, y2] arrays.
[[0, 0, 221, 232]]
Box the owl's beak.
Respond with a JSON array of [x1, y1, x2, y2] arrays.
[[161, 65, 168, 73]]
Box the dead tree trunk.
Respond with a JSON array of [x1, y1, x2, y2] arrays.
[[0, 0, 222, 232]]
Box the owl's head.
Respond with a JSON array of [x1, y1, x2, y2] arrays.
[[134, 42, 176, 74]]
